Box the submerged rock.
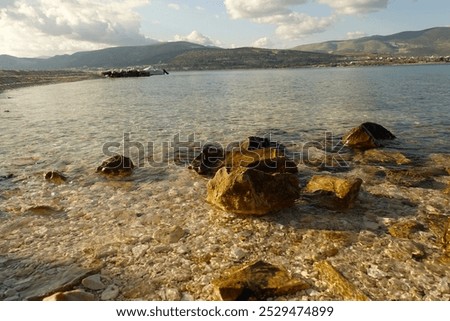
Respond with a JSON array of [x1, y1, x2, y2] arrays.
[[206, 167, 300, 215], [240, 136, 285, 151], [388, 220, 426, 239], [44, 170, 67, 184], [213, 260, 310, 300], [386, 167, 447, 188], [354, 149, 411, 165], [305, 175, 362, 209], [96, 155, 134, 175], [342, 122, 396, 150], [315, 260, 370, 301], [189, 143, 225, 176]]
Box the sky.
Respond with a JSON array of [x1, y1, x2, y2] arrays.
[[0, 0, 449, 57]]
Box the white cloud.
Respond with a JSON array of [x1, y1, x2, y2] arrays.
[[168, 3, 180, 10], [224, 0, 307, 19], [224, 0, 391, 42], [347, 31, 367, 39], [252, 37, 274, 48], [318, 0, 389, 15], [173, 30, 219, 46], [0, 0, 155, 57]]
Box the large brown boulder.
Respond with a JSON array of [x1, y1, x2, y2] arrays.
[[206, 167, 300, 215], [305, 175, 363, 209], [342, 122, 395, 150]]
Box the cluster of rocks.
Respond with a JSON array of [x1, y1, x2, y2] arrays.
[[101, 69, 151, 78], [184, 122, 396, 216], [28, 122, 449, 301]]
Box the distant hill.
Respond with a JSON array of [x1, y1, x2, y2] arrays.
[[292, 27, 450, 56], [0, 41, 339, 70], [0, 42, 206, 70], [169, 47, 338, 70]]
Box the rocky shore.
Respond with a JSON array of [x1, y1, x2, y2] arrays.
[[0, 116, 449, 301], [0, 70, 101, 93]]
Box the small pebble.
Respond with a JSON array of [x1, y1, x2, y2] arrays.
[[82, 274, 105, 290], [101, 284, 120, 300], [43, 290, 95, 301]]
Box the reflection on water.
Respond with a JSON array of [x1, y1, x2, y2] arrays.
[[1, 65, 449, 176]]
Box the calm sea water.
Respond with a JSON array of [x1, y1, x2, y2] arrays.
[[0, 64, 449, 188]]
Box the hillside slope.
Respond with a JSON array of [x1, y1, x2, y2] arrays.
[[292, 27, 450, 56]]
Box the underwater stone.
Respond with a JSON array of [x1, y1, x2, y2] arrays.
[[315, 260, 370, 301], [213, 260, 310, 300]]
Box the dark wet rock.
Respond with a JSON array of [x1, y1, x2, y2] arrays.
[[43, 289, 95, 301], [315, 260, 370, 301], [206, 167, 300, 215], [304, 175, 363, 209], [354, 149, 411, 165], [342, 122, 396, 150], [213, 260, 310, 300], [44, 170, 67, 184], [96, 155, 134, 175], [189, 143, 225, 176], [240, 136, 285, 151], [189, 136, 290, 177]]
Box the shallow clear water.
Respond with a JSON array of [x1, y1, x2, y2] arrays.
[[1, 65, 449, 301], [0, 65, 449, 190]]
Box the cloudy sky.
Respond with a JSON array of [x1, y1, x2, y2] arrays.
[[0, 0, 449, 57]]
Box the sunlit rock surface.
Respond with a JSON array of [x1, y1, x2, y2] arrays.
[[305, 175, 363, 209], [206, 167, 300, 215], [342, 122, 396, 150]]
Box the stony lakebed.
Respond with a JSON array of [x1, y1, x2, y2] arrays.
[[1, 121, 449, 301]]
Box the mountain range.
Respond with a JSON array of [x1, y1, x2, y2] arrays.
[[292, 27, 450, 56], [1, 27, 449, 70]]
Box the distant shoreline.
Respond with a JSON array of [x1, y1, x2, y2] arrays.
[[0, 70, 102, 93], [1, 61, 449, 94]]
